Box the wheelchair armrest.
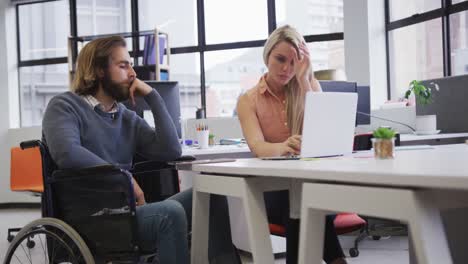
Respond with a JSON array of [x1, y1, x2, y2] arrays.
[[132, 155, 196, 172], [49, 165, 136, 219], [176, 155, 196, 162], [48, 165, 140, 255], [52, 164, 122, 178], [20, 140, 42, 149]]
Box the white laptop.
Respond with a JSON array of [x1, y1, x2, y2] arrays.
[[262, 92, 358, 160]]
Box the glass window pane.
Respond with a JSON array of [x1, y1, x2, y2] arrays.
[[205, 48, 265, 117], [276, 0, 344, 35], [138, 0, 198, 47], [18, 1, 70, 61], [204, 0, 268, 44], [389, 19, 443, 99], [19, 64, 69, 127], [389, 0, 440, 21], [77, 0, 131, 36], [452, 0, 468, 4], [171, 53, 201, 119], [450, 11, 468, 76], [307, 40, 345, 72]]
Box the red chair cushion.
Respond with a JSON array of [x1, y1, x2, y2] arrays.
[[334, 213, 366, 235], [269, 223, 286, 236], [269, 213, 366, 236]]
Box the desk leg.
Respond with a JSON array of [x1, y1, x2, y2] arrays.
[[242, 179, 275, 264], [298, 202, 326, 264], [407, 192, 452, 264], [191, 174, 275, 264], [298, 183, 452, 264], [191, 187, 210, 264]]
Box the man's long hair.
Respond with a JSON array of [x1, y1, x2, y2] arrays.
[[72, 36, 127, 96]]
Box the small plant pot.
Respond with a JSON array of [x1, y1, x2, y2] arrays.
[[372, 138, 395, 159]]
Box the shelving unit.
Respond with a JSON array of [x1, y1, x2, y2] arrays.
[[67, 28, 170, 83]]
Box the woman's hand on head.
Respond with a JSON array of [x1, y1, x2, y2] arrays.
[[282, 135, 302, 156], [293, 42, 312, 84]]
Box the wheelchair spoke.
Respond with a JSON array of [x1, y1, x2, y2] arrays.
[[6, 219, 91, 264], [37, 233, 49, 264], [13, 253, 26, 264], [18, 243, 33, 264]]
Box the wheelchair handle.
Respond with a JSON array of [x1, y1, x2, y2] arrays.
[[20, 140, 42, 150]]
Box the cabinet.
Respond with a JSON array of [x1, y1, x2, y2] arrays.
[[67, 28, 170, 82]]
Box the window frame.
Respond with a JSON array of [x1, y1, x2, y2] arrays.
[[15, 0, 345, 126], [385, 0, 468, 99]]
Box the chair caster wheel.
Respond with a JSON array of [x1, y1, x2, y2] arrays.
[[349, 248, 359, 257], [26, 240, 35, 249]]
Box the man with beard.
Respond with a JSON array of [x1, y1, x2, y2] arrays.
[[42, 36, 240, 264]]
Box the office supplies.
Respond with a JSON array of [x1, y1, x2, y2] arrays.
[[219, 138, 245, 145]]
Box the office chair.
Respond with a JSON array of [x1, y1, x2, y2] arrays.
[[269, 214, 367, 258], [7, 146, 44, 244]]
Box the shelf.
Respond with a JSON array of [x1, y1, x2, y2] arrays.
[[68, 28, 170, 82], [133, 65, 169, 72], [69, 30, 155, 42]]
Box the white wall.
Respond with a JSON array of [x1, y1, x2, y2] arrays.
[[0, 1, 40, 203], [344, 0, 387, 109]]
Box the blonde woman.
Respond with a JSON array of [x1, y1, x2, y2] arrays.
[[237, 25, 346, 264]]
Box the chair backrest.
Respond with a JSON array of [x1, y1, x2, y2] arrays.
[[10, 146, 44, 193]]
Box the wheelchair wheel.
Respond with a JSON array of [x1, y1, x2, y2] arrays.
[[4, 217, 95, 264]]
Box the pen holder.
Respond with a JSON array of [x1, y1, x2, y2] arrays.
[[196, 130, 210, 149], [372, 138, 395, 159]]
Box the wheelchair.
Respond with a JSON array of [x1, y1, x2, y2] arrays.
[[4, 140, 193, 264]]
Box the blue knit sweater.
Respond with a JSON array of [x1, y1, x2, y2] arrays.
[[42, 90, 182, 170]]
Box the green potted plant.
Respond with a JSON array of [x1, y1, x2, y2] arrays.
[[404, 80, 439, 134], [404, 80, 433, 105], [372, 127, 396, 159]]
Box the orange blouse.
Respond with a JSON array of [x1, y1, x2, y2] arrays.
[[243, 75, 291, 143]]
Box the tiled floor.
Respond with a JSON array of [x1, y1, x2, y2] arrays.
[[0, 208, 409, 263]]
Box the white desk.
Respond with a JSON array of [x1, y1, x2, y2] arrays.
[[400, 132, 468, 143], [182, 144, 250, 157], [190, 144, 468, 264]]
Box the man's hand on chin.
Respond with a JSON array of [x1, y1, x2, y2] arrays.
[[129, 78, 153, 105]]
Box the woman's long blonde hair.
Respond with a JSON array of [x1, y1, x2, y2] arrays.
[[263, 25, 313, 135]]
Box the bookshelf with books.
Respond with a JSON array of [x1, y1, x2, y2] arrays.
[[68, 28, 170, 83]]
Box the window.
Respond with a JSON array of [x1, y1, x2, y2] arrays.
[[276, 0, 344, 35], [19, 64, 69, 127], [205, 48, 264, 117], [18, 1, 70, 61], [307, 40, 345, 71], [388, 19, 443, 99], [138, 0, 198, 47], [450, 11, 468, 76], [170, 53, 201, 119], [77, 0, 131, 36], [386, 0, 468, 99], [204, 0, 268, 44], [389, 0, 440, 21]]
